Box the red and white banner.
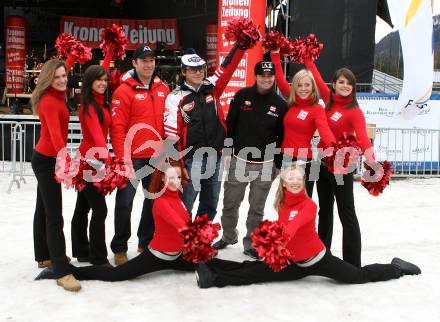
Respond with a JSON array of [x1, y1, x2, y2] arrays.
[[6, 16, 26, 94], [60, 16, 180, 50], [206, 24, 217, 76], [216, 0, 266, 114]]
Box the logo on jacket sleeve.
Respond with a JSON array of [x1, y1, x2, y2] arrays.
[[182, 101, 195, 112], [288, 210, 298, 221], [135, 93, 147, 100], [297, 110, 309, 120], [330, 112, 343, 122]]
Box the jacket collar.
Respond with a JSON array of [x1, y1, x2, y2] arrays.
[[121, 69, 162, 90]]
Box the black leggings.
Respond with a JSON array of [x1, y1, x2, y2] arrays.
[[317, 164, 362, 267], [72, 248, 194, 281], [71, 183, 108, 265], [32, 151, 71, 276], [207, 249, 401, 287]]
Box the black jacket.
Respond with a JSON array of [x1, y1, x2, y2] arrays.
[[226, 85, 287, 167]]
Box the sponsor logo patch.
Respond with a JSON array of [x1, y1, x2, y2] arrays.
[[269, 106, 277, 113], [297, 110, 309, 120], [288, 210, 298, 221], [330, 112, 343, 122], [157, 91, 165, 97], [182, 101, 195, 112], [206, 95, 214, 103], [135, 94, 146, 100], [111, 99, 120, 105], [244, 100, 252, 106]]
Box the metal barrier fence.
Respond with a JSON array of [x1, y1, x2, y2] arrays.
[[370, 128, 440, 177], [1, 121, 439, 193], [0, 121, 22, 193]]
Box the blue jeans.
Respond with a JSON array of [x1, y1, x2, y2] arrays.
[[110, 158, 155, 254], [182, 153, 222, 221]]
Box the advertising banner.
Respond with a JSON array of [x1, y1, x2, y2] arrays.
[[60, 16, 180, 50], [206, 24, 217, 76], [216, 0, 266, 114], [358, 95, 440, 170], [5, 16, 26, 94]]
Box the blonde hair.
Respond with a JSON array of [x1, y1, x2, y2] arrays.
[[286, 69, 320, 107], [31, 59, 66, 115], [273, 163, 307, 211]]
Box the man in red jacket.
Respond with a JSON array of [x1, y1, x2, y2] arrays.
[[110, 45, 170, 266]]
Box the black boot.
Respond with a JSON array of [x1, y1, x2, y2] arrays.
[[391, 258, 421, 276], [35, 267, 63, 280], [195, 262, 216, 289], [213, 239, 237, 250]]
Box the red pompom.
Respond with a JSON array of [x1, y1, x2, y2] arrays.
[[262, 31, 286, 52], [100, 24, 128, 61], [179, 215, 221, 263], [55, 154, 92, 192], [55, 33, 92, 64], [71, 43, 92, 64], [279, 37, 295, 58], [323, 133, 361, 175], [93, 157, 135, 196], [224, 17, 261, 49], [251, 220, 293, 272], [289, 33, 324, 64], [361, 160, 393, 196], [55, 33, 78, 58]]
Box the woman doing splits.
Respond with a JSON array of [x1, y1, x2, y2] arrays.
[[195, 165, 420, 288]]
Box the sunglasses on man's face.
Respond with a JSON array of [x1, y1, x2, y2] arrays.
[[186, 67, 205, 74]]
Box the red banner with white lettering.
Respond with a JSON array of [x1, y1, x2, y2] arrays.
[[60, 16, 180, 50], [216, 0, 266, 114], [6, 16, 26, 94], [206, 25, 217, 76]]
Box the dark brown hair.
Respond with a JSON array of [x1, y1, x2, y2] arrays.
[[81, 65, 110, 124], [325, 67, 359, 111]]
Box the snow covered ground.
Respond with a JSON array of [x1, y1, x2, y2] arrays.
[[0, 172, 439, 322]]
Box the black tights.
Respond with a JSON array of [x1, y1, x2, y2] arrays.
[[71, 183, 108, 265], [207, 250, 401, 287], [72, 248, 194, 282]]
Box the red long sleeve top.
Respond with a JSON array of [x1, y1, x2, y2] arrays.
[[78, 92, 111, 159], [149, 189, 190, 252], [35, 87, 69, 157], [304, 60, 374, 158], [277, 190, 325, 262], [271, 52, 335, 159]]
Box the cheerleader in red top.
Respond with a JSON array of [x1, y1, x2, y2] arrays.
[[270, 49, 335, 196], [31, 59, 81, 291], [304, 59, 375, 267], [71, 65, 111, 265], [42, 163, 195, 282], [195, 165, 420, 288]]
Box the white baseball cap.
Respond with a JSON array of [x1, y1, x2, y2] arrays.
[[181, 54, 206, 68]]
